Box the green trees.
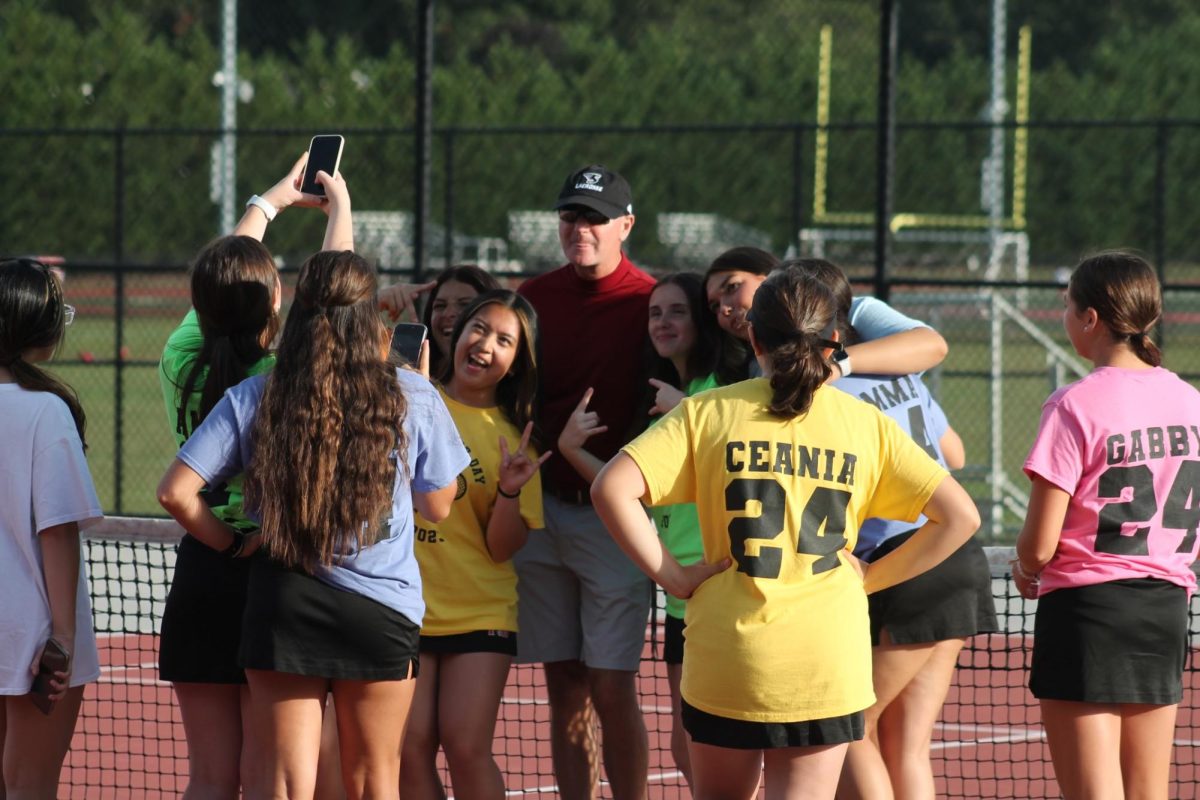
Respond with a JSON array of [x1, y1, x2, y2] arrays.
[[4, 0, 1198, 265]]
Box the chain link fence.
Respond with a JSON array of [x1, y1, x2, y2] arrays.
[[6, 0, 1200, 532]]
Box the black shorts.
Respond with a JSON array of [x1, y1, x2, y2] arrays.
[[159, 534, 251, 684], [866, 530, 998, 646], [663, 614, 685, 666], [239, 557, 420, 681], [681, 700, 863, 750], [1031, 578, 1187, 705], [420, 630, 518, 656]]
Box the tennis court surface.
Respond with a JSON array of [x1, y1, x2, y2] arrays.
[[62, 518, 1200, 798]]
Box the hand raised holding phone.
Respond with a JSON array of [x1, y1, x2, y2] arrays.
[[233, 139, 352, 247], [300, 135, 345, 197], [261, 152, 328, 212]]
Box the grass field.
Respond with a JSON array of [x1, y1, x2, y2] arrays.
[[47, 272, 1200, 542]]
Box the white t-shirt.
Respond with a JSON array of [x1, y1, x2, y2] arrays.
[[0, 384, 103, 694]]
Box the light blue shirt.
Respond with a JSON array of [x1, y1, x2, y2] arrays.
[[833, 372, 949, 558], [848, 295, 926, 338], [748, 296, 927, 378], [178, 368, 469, 625]]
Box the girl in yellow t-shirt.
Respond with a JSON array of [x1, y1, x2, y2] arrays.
[[401, 289, 548, 800], [592, 268, 980, 800]]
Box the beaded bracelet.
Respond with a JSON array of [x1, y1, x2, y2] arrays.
[[1010, 559, 1040, 583]]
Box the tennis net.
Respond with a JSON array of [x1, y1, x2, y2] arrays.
[[62, 517, 1199, 798]]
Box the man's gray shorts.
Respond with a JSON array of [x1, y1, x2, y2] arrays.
[[513, 494, 652, 671]]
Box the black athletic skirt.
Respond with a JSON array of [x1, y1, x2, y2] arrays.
[[663, 614, 685, 666], [159, 534, 251, 684], [681, 701, 863, 750], [1030, 578, 1187, 705], [239, 556, 420, 680], [866, 529, 998, 646], [420, 630, 518, 656]]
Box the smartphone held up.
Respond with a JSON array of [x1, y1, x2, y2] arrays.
[[300, 135, 345, 196], [391, 323, 428, 367]]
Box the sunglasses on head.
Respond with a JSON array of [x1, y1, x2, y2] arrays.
[[1, 257, 73, 324], [558, 209, 611, 226], [1, 256, 52, 271]]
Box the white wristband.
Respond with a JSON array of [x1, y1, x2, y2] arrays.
[[245, 194, 278, 222], [834, 352, 853, 378]]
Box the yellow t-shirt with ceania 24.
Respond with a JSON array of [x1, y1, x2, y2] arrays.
[[623, 378, 946, 724], [413, 388, 544, 636]]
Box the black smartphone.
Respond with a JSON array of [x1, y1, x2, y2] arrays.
[[29, 638, 71, 715], [391, 322, 428, 366], [299, 134, 345, 196]]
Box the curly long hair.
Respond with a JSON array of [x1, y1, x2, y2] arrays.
[[246, 251, 408, 572], [0, 258, 86, 445], [173, 236, 280, 434]]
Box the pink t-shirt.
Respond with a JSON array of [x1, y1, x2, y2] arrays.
[[1024, 366, 1200, 596]]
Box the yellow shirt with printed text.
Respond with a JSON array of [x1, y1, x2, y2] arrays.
[[623, 378, 946, 723], [413, 389, 544, 636]]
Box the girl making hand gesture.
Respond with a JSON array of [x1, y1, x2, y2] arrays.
[[402, 289, 548, 800], [556, 271, 721, 791]]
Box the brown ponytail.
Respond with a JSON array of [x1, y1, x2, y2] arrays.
[[1068, 251, 1162, 367], [748, 268, 839, 419], [174, 236, 281, 434], [1128, 331, 1162, 368]]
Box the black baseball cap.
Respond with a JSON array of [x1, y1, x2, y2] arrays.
[[554, 164, 633, 219]]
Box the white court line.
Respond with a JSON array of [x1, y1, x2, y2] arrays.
[[496, 771, 682, 798], [934, 721, 1200, 750], [95, 662, 168, 687], [936, 722, 1042, 735], [932, 720, 1046, 750], [98, 676, 169, 687], [933, 732, 1045, 751], [102, 662, 158, 673], [500, 696, 672, 714]]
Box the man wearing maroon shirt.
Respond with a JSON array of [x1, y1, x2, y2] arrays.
[[515, 165, 654, 799]]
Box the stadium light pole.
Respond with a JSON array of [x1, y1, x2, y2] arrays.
[[217, 0, 237, 234], [874, 0, 898, 302], [985, 0, 1007, 274], [413, 0, 434, 283]]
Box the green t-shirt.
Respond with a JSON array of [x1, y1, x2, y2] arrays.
[[648, 373, 718, 619], [158, 309, 275, 532]]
